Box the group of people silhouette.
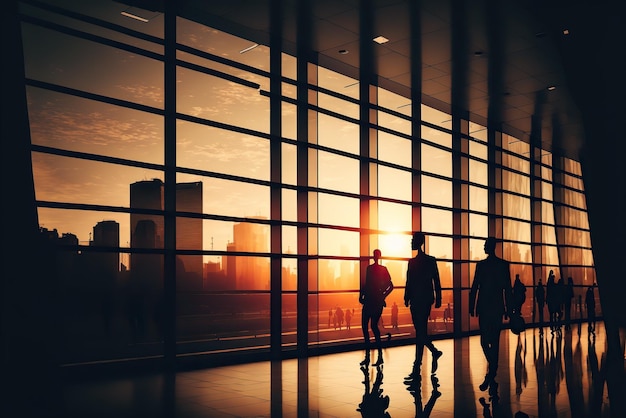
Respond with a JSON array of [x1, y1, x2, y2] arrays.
[[535, 270, 596, 335], [358, 231, 599, 407]]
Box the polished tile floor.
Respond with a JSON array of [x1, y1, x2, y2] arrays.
[[64, 322, 624, 417]]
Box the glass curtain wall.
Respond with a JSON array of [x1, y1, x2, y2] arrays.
[[20, 0, 597, 367]]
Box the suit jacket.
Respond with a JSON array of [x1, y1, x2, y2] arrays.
[[469, 254, 512, 317], [404, 252, 442, 307]]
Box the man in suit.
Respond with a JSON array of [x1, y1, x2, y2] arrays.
[[360, 249, 394, 366], [469, 237, 513, 391], [404, 232, 443, 381]]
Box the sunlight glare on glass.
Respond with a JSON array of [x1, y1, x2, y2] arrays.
[[379, 233, 410, 258]]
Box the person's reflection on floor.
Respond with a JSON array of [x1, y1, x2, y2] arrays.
[[533, 331, 549, 416], [357, 364, 391, 418], [563, 328, 585, 418], [406, 373, 441, 417], [587, 333, 606, 417], [514, 333, 528, 397], [479, 397, 492, 418], [546, 331, 563, 417]]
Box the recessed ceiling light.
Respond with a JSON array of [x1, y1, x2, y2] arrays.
[[373, 35, 389, 44], [547, 85, 556, 91], [563, 29, 570, 35], [338, 49, 349, 55], [239, 43, 259, 54], [120, 6, 158, 23], [121, 10, 149, 22]]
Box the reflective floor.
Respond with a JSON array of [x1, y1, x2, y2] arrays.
[[64, 322, 625, 417]]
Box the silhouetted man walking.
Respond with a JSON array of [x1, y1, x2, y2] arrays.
[[535, 278, 546, 330], [469, 237, 512, 391], [360, 249, 394, 366], [404, 232, 443, 381]]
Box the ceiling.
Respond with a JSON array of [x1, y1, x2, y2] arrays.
[[173, 0, 591, 160]]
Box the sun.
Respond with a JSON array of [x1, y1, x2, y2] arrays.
[[379, 233, 411, 258]]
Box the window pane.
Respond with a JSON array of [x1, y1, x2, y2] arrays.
[[502, 134, 529, 156], [318, 151, 359, 194], [282, 101, 297, 140], [318, 193, 360, 228], [23, 24, 164, 109], [502, 193, 530, 220], [469, 213, 488, 241], [28, 88, 163, 164], [378, 131, 411, 168], [38, 207, 131, 250], [318, 114, 359, 155], [469, 122, 487, 142], [421, 104, 451, 129], [319, 259, 359, 291], [469, 185, 489, 213], [502, 169, 530, 195], [319, 92, 358, 119], [318, 228, 359, 257], [469, 141, 488, 160], [177, 19, 269, 70], [378, 165, 412, 201], [422, 176, 452, 207], [378, 88, 411, 116], [378, 110, 411, 136], [469, 159, 488, 185], [177, 173, 270, 219], [422, 144, 452, 177], [177, 67, 269, 133], [318, 67, 359, 101], [423, 125, 451, 148], [422, 207, 452, 235], [32, 153, 161, 209], [177, 121, 269, 181]]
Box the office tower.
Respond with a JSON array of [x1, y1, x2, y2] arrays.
[[130, 179, 203, 290]]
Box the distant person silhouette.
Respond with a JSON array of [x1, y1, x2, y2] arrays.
[[556, 277, 565, 327], [585, 284, 596, 333], [469, 237, 512, 392], [535, 278, 546, 329], [404, 232, 443, 380], [390, 301, 399, 330], [345, 307, 353, 330], [546, 270, 560, 332], [335, 306, 344, 330], [512, 274, 527, 315], [328, 308, 333, 328], [564, 277, 575, 331], [359, 249, 394, 366]]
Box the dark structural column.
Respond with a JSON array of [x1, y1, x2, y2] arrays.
[[269, 0, 284, 415], [163, 0, 177, 375], [269, 0, 283, 362], [359, 0, 374, 292], [450, 0, 470, 336], [2, 1, 63, 416], [409, 0, 422, 236], [296, 0, 312, 415]]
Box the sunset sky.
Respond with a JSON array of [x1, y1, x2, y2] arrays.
[[22, 1, 526, 269]]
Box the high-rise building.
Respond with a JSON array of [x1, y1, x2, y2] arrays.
[[130, 179, 203, 289]]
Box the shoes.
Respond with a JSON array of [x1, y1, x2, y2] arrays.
[[479, 375, 493, 391], [431, 349, 443, 373], [360, 357, 370, 366], [373, 357, 384, 366]]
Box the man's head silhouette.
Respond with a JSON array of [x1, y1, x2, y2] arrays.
[[412, 232, 425, 251]]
